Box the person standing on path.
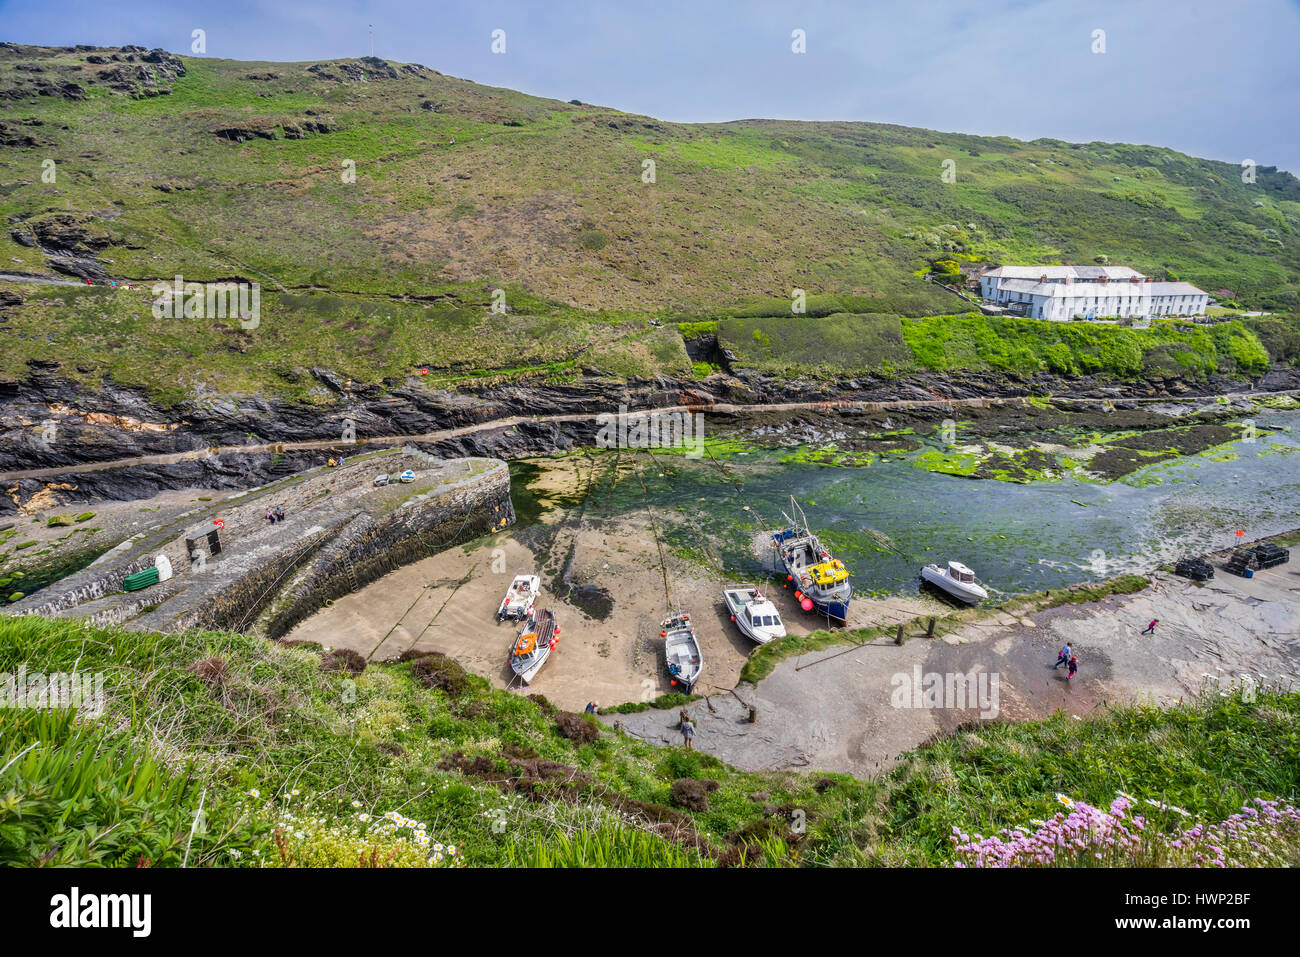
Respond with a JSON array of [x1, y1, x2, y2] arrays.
[[680, 715, 696, 750], [1067, 655, 1078, 680], [1053, 643, 1073, 669], [1141, 619, 1158, 635]]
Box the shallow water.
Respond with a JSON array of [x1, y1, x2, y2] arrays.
[[515, 410, 1300, 601]]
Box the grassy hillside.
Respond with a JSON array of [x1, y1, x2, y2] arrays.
[[716, 312, 1273, 380], [2, 614, 1296, 867], [2, 42, 1299, 404], [0, 288, 1285, 404], [3, 45, 1298, 311]]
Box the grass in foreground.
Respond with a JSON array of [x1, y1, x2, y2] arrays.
[[0, 613, 1295, 867]]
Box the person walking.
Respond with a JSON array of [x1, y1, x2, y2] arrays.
[[1053, 642, 1073, 669], [1141, 618, 1158, 635], [1067, 655, 1078, 680], [680, 714, 696, 750], [584, 700, 598, 715]]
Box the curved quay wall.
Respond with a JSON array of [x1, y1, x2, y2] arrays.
[[5, 454, 515, 638], [179, 458, 515, 639]]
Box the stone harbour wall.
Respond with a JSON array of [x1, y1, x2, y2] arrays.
[[3, 453, 515, 637], [260, 458, 513, 639]]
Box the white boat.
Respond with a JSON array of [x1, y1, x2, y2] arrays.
[[723, 584, 786, 644], [662, 612, 702, 693], [497, 573, 541, 621], [510, 608, 557, 683], [399, 469, 416, 483], [921, 561, 989, 604]]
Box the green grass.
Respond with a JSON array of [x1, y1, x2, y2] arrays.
[[719, 312, 916, 377], [506, 821, 710, 867], [0, 610, 1293, 867], [901, 314, 1271, 378], [880, 686, 1300, 865], [711, 311, 1278, 382]]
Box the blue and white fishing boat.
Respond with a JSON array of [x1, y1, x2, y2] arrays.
[[772, 497, 852, 621], [662, 612, 702, 693]]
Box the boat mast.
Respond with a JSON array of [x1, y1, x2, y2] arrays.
[[790, 496, 811, 536]]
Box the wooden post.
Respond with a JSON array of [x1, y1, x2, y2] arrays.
[[748, 706, 758, 724], [926, 617, 936, 638], [895, 623, 905, 645]]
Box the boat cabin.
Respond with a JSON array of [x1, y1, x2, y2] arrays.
[[948, 561, 976, 583], [744, 605, 779, 630]]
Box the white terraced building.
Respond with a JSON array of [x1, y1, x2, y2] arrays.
[[979, 265, 1209, 321]]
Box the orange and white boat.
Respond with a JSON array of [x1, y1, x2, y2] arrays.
[[510, 608, 557, 683]]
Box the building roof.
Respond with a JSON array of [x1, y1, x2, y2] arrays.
[[995, 278, 1141, 298], [1142, 282, 1207, 297], [995, 278, 1207, 299], [985, 265, 1144, 281]]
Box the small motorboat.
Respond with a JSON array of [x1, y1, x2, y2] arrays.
[[662, 612, 702, 693], [723, 584, 786, 644], [510, 608, 557, 684], [497, 573, 541, 621], [399, 469, 416, 483], [921, 561, 988, 604]]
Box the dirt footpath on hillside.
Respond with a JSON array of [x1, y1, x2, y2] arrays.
[[603, 563, 1300, 777]]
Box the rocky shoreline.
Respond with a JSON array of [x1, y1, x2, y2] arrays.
[[4, 359, 1299, 510]]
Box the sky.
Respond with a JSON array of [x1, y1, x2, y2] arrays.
[[4, 0, 1300, 174]]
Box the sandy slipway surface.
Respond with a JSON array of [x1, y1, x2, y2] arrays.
[[284, 504, 950, 709], [602, 562, 1300, 777]]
